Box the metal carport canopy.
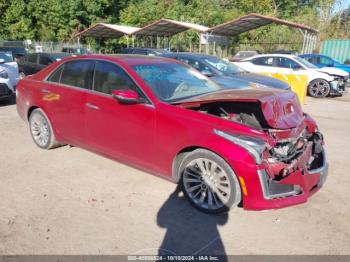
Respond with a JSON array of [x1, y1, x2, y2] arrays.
[[74, 23, 140, 38], [206, 13, 318, 36], [133, 18, 209, 36]]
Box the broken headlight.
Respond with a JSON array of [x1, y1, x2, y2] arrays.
[[214, 129, 266, 164]]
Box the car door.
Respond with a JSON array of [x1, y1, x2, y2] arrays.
[[250, 56, 277, 73], [18, 54, 33, 75], [38, 54, 53, 71], [85, 60, 156, 169], [26, 53, 42, 75], [43, 60, 94, 146]]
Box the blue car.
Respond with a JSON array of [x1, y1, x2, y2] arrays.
[[299, 54, 350, 73]]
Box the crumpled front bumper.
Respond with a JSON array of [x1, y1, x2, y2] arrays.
[[240, 143, 328, 211]]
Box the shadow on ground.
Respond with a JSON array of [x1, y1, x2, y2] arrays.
[[157, 187, 228, 260]]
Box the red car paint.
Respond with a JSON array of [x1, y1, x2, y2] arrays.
[[16, 55, 328, 210]]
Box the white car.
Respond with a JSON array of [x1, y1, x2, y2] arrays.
[[236, 54, 348, 98], [0, 51, 19, 101]]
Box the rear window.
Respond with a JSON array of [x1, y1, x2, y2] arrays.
[[47, 66, 63, 83], [60, 61, 94, 89]]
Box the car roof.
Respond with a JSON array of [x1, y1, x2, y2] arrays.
[[243, 53, 297, 61], [299, 54, 326, 57], [60, 54, 180, 66], [162, 52, 217, 59]]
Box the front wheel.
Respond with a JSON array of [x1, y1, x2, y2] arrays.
[[307, 79, 331, 98], [179, 149, 242, 214]]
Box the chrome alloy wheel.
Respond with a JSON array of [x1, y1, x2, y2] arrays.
[[183, 158, 231, 210], [30, 113, 50, 147], [309, 79, 330, 98]]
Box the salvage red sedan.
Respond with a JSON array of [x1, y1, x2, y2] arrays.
[[16, 55, 328, 213]]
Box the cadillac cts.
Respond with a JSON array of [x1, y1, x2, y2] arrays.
[[16, 55, 328, 214]]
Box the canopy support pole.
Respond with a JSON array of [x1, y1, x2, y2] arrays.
[[126, 35, 129, 48], [198, 33, 202, 53]]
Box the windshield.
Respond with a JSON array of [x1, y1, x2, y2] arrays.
[[0, 52, 13, 62], [133, 62, 222, 102], [204, 56, 244, 74], [294, 56, 318, 69]]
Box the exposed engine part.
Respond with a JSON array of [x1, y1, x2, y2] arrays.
[[268, 131, 325, 179], [269, 129, 308, 163], [188, 101, 268, 129]]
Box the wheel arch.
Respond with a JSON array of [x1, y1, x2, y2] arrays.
[[172, 145, 240, 183], [27, 105, 39, 120]]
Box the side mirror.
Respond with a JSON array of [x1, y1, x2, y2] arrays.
[[201, 70, 213, 77], [112, 89, 144, 104], [0, 59, 5, 64]]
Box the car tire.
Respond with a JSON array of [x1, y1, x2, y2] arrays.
[[29, 108, 58, 149], [307, 79, 331, 98], [178, 149, 242, 214]]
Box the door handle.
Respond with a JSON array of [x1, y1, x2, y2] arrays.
[[41, 89, 50, 94], [86, 103, 99, 110]]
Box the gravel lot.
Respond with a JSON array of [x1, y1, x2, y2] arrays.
[[0, 95, 349, 255]]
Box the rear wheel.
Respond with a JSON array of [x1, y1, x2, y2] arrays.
[[307, 79, 330, 98], [179, 149, 241, 214], [29, 108, 58, 149]]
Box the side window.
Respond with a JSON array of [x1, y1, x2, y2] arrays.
[[303, 56, 312, 63], [320, 56, 333, 66], [93, 61, 141, 95], [277, 57, 300, 68], [133, 50, 148, 55], [47, 66, 63, 83], [39, 55, 53, 66], [252, 57, 270, 66], [60, 60, 94, 89], [27, 54, 38, 63], [179, 58, 210, 72]]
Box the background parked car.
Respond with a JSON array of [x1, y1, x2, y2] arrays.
[[121, 48, 170, 56], [18, 52, 72, 77], [299, 54, 350, 74], [0, 46, 27, 61], [61, 47, 90, 55], [344, 58, 350, 65], [236, 54, 347, 98], [271, 50, 298, 55], [229, 50, 259, 62], [0, 51, 19, 101], [161, 53, 290, 90]]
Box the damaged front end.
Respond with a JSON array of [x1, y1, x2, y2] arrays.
[[258, 128, 328, 201], [178, 90, 328, 210]]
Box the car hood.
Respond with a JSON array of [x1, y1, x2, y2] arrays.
[[315, 67, 349, 77], [232, 72, 290, 90], [174, 88, 303, 130], [211, 73, 289, 90]]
